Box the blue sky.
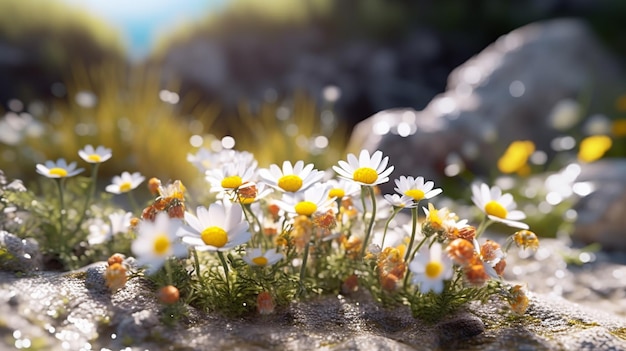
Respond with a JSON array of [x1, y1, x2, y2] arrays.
[[58, 0, 228, 60]]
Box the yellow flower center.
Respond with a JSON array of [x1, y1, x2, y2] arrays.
[[295, 201, 317, 216], [238, 196, 255, 205], [277, 175, 303, 192], [352, 167, 378, 184], [485, 200, 508, 219], [404, 189, 425, 201], [49, 167, 68, 177], [329, 188, 345, 199], [201, 226, 228, 248], [425, 261, 444, 279], [221, 175, 243, 189], [153, 234, 170, 255], [119, 181, 133, 192], [87, 154, 102, 162], [252, 256, 268, 266], [427, 206, 443, 229]]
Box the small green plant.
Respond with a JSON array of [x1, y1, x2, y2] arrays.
[[4, 143, 540, 322]]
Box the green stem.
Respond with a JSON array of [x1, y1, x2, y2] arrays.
[[359, 187, 368, 223], [410, 236, 429, 262], [381, 207, 401, 248], [403, 236, 430, 289], [192, 248, 206, 289], [127, 191, 141, 214], [475, 216, 492, 239], [359, 186, 377, 258], [404, 206, 419, 262], [72, 163, 99, 238], [217, 251, 230, 290], [55, 178, 66, 254], [299, 239, 311, 295], [164, 258, 174, 285], [242, 203, 264, 248]]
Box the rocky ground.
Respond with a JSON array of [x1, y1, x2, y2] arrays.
[[1, 237, 626, 351]]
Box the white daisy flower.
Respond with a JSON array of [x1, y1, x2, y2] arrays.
[[243, 248, 283, 267], [409, 242, 454, 294], [275, 182, 336, 217], [36, 158, 84, 178], [105, 171, 145, 194], [258, 160, 324, 193], [394, 176, 442, 202], [422, 204, 469, 233], [177, 201, 252, 252], [187, 147, 217, 174], [206, 160, 257, 192], [471, 183, 528, 229], [87, 218, 109, 246], [78, 144, 112, 164], [325, 178, 361, 200], [87, 211, 132, 245], [383, 194, 417, 208], [333, 149, 394, 186], [131, 213, 188, 275], [110, 211, 133, 234]]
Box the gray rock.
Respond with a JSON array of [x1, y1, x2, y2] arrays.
[[504, 236, 626, 318], [0, 230, 42, 272], [1, 258, 626, 350], [570, 159, 626, 251], [348, 19, 625, 192]]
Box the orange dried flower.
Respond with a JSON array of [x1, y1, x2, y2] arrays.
[[513, 230, 539, 251], [130, 217, 140, 228], [158, 285, 180, 305], [455, 226, 477, 241], [268, 203, 281, 220], [446, 238, 475, 266], [167, 202, 185, 219], [141, 205, 158, 221], [107, 253, 125, 267], [292, 215, 312, 251], [148, 177, 161, 195], [341, 274, 359, 294], [464, 257, 489, 286], [342, 236, 363, 259], [480, 240, 502, 262], [104, 263, 127, 292], [507, 285, 529, 315], [237, 183, 258, 205], [494, 259, 507, 276], [256, 291, 275, 315], [380, 273, 402, 292], [313, 209, 337, 231], [377, 247, 406, 291], [153, 198, 169, 211]]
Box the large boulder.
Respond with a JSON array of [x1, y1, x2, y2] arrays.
[[570, 158, 626, 251], [349, 19, 626, 191]]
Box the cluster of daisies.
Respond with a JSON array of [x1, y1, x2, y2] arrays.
[[35, 144, 538, 315]]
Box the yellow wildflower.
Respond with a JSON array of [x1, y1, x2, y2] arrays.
[[497, 140, 535, 174], [578, 135, 612, 163]]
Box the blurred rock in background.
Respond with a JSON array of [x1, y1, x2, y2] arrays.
[[350, 18, 626, 193]]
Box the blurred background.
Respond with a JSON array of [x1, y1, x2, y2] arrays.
[[1, 0, 625, 184]]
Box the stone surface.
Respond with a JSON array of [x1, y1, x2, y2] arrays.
[[348, 19, 626, 192], [1, 252, 626, 350], [504, 236, 626, 318], [570, 159, 626, 251], [0, 231, 42, 272]]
